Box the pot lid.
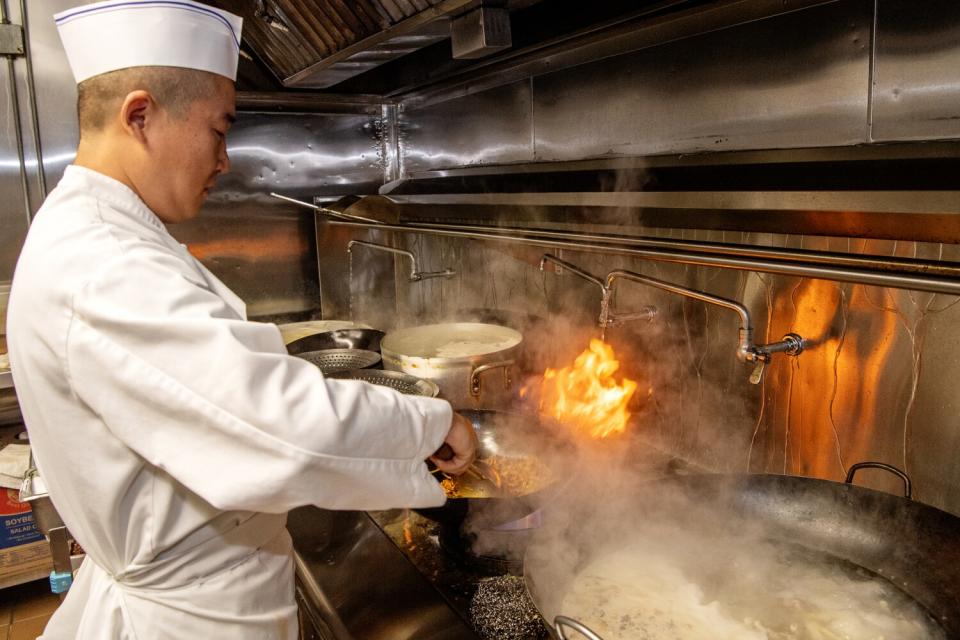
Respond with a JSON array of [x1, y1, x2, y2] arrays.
[[382, 323, 522, 359]]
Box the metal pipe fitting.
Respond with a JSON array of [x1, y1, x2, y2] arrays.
[[270, 193, 382, 224], [605, 268, 804, 384], [607, 269, 755, 359], [540, 255, 661, 329], [348, 240, 455, 282], [317, 215, 960, 296], [539, 254, 612, 327], [539, 254, 607, 291], [602, 305, 658, 326]]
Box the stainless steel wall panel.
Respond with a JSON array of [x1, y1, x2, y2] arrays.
[[909, 300, 960, 510], [532, 0, 872, 159], [872, 0, 960, 141], [216, 112, 386, 199], [399, 80, 533, 175], [0, 61, 30, 282], [24, 0, 80, 193], [173, 111, 389, 319], [330, 218, 960, 516]]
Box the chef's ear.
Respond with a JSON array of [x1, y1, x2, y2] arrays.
[[119, 90, 154, 143]]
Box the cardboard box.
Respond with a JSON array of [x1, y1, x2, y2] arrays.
[[0, 488, 52, 589], [1, 488, 42, 548]]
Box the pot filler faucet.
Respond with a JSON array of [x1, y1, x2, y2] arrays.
[[348, 240, 456, 282], [539, 255, 657, 331], [539, 254, 804, 384]]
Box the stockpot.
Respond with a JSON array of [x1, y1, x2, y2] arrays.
[[381, 323, 523, 410]]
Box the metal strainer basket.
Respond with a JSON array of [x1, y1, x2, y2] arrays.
[[326, 369, 440, 397], [296, 349, 381, 374]]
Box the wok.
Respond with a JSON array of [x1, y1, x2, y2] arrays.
[[525, 464, 960, 639], [418, 410, 569, 529], [286, 328, 385, 355]]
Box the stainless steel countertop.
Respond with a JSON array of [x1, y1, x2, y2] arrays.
[[287, 506, 479, 640]]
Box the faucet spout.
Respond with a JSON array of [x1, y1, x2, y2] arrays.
[[603, 268, 804, 384], [606, 269, 754, 357], [348, 240, 455, 282]]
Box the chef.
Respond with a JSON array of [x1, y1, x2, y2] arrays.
[[5, 1, 477, 638]]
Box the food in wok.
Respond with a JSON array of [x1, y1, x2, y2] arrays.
[[439, 454, 555, 499]]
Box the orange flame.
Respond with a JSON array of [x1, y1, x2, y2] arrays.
[[538, 339, 637, 439]]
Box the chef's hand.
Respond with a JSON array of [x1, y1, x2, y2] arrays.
[[430, 412, 478, 476]]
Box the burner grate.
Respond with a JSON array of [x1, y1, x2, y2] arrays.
[[469, 575, 549, 640]]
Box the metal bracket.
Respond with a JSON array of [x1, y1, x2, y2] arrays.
[[0, 23, 24, 57]]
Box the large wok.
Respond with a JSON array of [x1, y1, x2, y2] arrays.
[[525, 464, 960, 639]]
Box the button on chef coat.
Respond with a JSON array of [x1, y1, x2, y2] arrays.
[[6, 165, 452, 640]]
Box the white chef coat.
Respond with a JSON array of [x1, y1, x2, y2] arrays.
[[6, 165, 452, 639]]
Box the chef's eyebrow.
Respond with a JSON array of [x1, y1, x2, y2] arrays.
[[223, 112, 236, 125]]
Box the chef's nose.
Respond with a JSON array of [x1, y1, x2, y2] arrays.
[[218, 140, 230, 175]]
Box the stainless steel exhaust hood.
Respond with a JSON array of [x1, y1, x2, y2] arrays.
[[211, 0, 533, 89]]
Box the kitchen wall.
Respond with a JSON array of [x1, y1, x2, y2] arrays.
[[329, 0, 960, 515], [0, 0, 391, 321], [373, 232, 960, 512]]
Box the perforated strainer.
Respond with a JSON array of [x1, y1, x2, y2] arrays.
[[295, 349, 381, 374], [326, 369, 440, 397]]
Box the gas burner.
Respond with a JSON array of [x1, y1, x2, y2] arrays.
[[438, 524, 530, 576], [368, 509, 552, 637]]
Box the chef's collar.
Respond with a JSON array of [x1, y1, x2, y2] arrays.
[[64, 165, 167, 232]]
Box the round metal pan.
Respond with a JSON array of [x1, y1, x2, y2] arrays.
[[277, 320, 371, 345], [294, 348, 381, 374], [286, 329, 385, 355], [524, 469, 960, 638], [325, 368, 439, 397]]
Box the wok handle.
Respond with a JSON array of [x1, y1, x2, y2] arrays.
[[845, 461, 912, 499], [554, 615, 605, 640]]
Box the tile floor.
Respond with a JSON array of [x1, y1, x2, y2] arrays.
[[0, 580, 59, 640]]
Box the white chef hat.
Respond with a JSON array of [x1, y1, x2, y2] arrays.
[[54, 0, 243, 84]]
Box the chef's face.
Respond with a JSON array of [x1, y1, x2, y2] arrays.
[[146, 76, 236, 223]]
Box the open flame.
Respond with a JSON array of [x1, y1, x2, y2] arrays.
[[534, 339, 638, 439]]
